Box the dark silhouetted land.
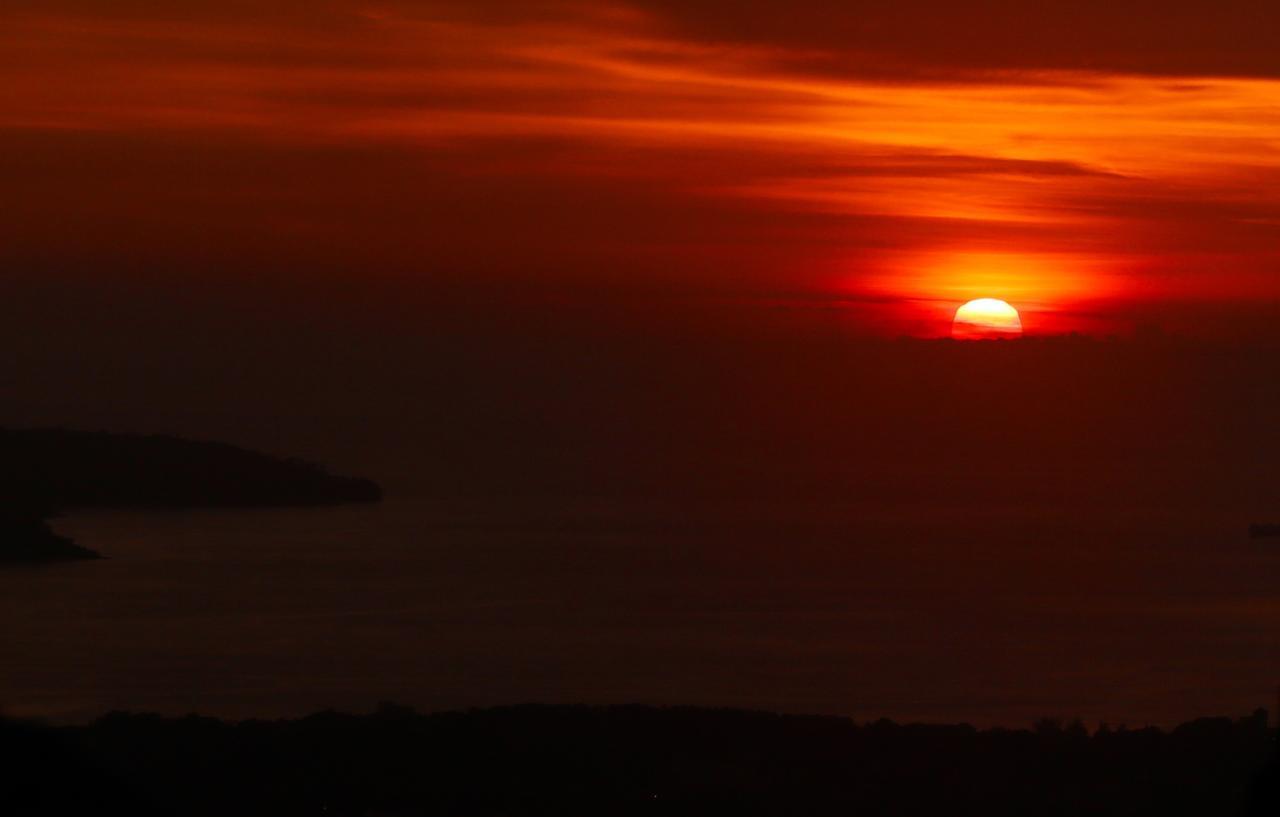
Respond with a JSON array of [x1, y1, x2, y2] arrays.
[[0, 507, 102, 563], [0, 428, 381, 509], [0, 428, 381, 562], [3, 704, 1277, 816]]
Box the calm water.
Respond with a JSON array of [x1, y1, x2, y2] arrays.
[[3, 495, 1278, 726]]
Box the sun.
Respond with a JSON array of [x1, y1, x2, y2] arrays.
[[952, 298, 1022, 340]]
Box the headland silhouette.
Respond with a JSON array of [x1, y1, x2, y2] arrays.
[[0, 428, 381, 563]]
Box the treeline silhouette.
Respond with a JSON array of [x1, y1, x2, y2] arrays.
[[4, 704, 1277, 815], [0, 428, 381, 509]]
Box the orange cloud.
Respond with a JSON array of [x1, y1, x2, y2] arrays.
[[2, 2, 1278, 336]]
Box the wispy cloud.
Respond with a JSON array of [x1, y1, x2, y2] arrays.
[[3, 1, 1278, 334]]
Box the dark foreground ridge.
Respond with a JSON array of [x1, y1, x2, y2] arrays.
[[0, 428, 381, 563], [3, 704, 1277, 816]]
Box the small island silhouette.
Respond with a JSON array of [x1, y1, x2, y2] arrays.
[[1, 428, 381, 564]]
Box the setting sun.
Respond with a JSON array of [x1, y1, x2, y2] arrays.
[[952, 298, 1023, 340]]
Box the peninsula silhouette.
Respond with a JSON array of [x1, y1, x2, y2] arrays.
[[0, 428, 380, 563]]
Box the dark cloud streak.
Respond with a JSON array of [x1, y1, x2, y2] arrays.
[[639, 0, 1280, 79]]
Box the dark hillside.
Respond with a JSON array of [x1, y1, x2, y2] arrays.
[[0, 428, 381, 509]]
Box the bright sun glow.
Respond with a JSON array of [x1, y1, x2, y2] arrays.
[[952, 298, 1023, 340]]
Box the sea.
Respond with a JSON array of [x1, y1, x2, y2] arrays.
[[4, 491, 1278, 728]]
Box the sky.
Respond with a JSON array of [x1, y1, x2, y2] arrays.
[[4, 0, 1280, 340], [5, 2, 1280, 726], [2, 0, 1279, 502]]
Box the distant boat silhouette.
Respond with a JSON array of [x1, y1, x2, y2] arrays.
[[1248, 523, 1280, 539]]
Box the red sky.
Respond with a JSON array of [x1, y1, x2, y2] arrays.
[[4, 0, 1280, 337], [8, 4, 1280, 728]]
